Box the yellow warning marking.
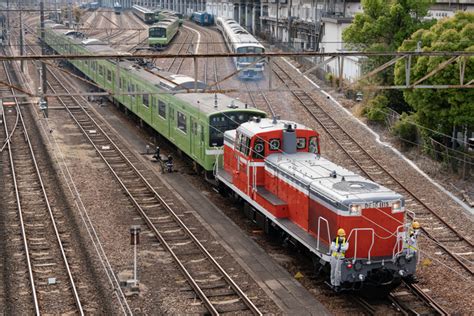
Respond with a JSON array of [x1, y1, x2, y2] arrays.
[[294, 271, 304, 279]]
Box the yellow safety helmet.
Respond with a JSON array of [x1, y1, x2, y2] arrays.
[[337, 228, 346, 237], [412, 221, 420, 229]]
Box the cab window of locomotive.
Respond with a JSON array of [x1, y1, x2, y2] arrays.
[[209, 112, 254, 147], [239, 135, 251, 156], [252, 138, 265, 159], [309, 136, 319, 154], [269, 138, 281, 151], [296, 137, 306, 150]]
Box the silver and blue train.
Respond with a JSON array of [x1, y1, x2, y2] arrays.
[[216, 17, 265, 80]]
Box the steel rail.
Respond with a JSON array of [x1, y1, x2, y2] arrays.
[[166, 31, 192, 73], [388, 281, 449, 315], [23, 40, 134, 315], [0, 60, 41, 315], [2, 57, 85, 315], [271, 60, 474, 275], [406, 282, 448, 315], [44, 66, 262, 316], [245, 82, 276, 119]]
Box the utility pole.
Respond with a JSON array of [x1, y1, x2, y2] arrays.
[[69, 0, 73, 29], [40, 1, 48, 118], [19, 8, 25, 72], [6, 0, 9, 45], [276, 0, 279, 43], [288, 0, 293, 49]]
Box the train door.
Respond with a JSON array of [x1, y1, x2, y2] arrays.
[[190, 117, 196, 158]]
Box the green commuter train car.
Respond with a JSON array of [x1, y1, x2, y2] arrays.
[[148, 16, 179, 48], [43, 22, 266, 173]]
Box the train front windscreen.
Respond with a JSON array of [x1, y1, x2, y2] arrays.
[[149, 27, 166, 38], [209, 112, 265, 147], [237, 46, 264, 64]]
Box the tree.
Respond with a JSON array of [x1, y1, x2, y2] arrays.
[[394, 12, 474, 139], [342, 0, 434, 115]]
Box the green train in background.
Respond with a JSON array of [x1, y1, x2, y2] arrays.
[[43, 22, 266, 174], [148, 16, 179, 49]]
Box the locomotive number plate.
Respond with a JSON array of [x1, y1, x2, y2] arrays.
[[363, 201, 390, 209]]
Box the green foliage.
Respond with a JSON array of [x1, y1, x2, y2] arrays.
[[364, 94, 389, 122], [392, 112, 418, 145], [343, 0, 433, 52], [394, 12, 474, 136], [342, 0, 435, 115]]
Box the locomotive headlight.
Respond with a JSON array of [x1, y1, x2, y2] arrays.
[[391, 200, 403, 213], [349, 204, 362, 215]]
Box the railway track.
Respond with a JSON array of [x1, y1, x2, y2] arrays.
[[166, 29, 195, 74], [37, 54, 262, 314], [389, 281, 448, 315], [1, 57, 86, 314], [271, 59, 474, 276], [244, 82, 276, 118]]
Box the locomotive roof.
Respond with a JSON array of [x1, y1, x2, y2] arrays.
[[266, 153, 403, 206], [237, 118, 312, 137]]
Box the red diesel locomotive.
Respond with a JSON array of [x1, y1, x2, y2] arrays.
[[215, 117, 417, 291]]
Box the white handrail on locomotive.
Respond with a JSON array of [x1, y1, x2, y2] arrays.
[[316, 216, 331, 252], [345, 227, 375, 264]]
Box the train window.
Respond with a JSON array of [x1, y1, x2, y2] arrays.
[[91, 61, 97, 71], [98, 65, 104, 77], [177, 111, 186, 133], [309, 136, 319, 154], [131, 84, 136, 101], [127, 81, 132, 93], [149, 27, 166, 38], [269, 138, 281, 151], [106, 70, 112, 82], [158, 100, 166, 118], [296, 137, 306, 149], [252, 137, 265, 159], [142, 93, 149, 108], [85, 60, 89, 66], [240, 136, 251, 156]]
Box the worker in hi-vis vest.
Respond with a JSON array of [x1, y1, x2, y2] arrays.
[[330, 228, 349, 291]]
